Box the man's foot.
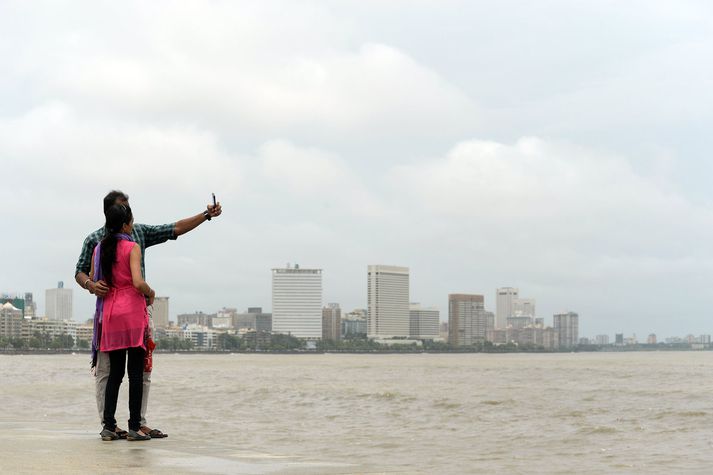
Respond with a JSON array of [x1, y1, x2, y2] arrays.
[[140, 425, 168, 438], [115, 428, 128, 439], [127, 429, 151, 441], [100, 428, 119, 441]]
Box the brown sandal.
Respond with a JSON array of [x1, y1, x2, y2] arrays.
[[141, 426, 168, 438]]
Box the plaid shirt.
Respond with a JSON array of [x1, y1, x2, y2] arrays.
[[75, 223, 176, 279]]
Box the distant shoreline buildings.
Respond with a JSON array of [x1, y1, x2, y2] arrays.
[[4, 264, 710, 352]]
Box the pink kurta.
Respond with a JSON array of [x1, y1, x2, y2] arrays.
[[100, 240, 148, 352]]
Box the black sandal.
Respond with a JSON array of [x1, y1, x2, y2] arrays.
[[100, 427, 119, 441]]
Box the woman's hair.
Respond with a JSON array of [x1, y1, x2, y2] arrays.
[[100, 203, 133, 286]]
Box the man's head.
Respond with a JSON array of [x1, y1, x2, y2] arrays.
[[103, 190, 129, 215]]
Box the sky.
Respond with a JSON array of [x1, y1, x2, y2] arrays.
[[2, 0, 713, 338]]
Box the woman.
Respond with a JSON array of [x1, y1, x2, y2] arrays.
[[91, 203, 155, 441]]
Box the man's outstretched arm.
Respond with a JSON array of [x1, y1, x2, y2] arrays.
[[174, 202, 222, 236]]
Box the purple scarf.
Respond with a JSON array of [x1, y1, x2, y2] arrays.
[[91, 233, 134, 368]]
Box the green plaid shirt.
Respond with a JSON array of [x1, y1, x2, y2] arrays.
[[75, 223, 176, 279]]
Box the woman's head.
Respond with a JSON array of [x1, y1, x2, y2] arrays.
[[100, 204, 134, 286], [104, 203, 133, 235]]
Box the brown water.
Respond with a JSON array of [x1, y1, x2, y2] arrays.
[[1, 352, 713, 474]]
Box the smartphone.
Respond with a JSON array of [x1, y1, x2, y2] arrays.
[[212, 193, 217, 206]]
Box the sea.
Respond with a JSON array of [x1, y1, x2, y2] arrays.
[[1, 352, 713, 474]]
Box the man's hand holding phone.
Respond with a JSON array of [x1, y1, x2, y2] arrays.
[[206, 192, 222, 219]]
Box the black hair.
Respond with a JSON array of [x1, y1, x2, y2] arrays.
[[100, 204, 133, 286], [103, 190, 129, 215]]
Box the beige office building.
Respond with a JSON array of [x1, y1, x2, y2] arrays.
[[152, 297, 169, 328], [46, 282, 73, 321], [495, 287, 518, 329], [367, 265, 409, 338]]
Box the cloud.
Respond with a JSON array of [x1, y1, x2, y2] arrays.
[[0, 2, 476, 147], [393, 137, 711, 252], [256, 139, 386, 218], [388, 137, 713, 331], [0, 102, 242, 193], [260, 140, 348, 194]]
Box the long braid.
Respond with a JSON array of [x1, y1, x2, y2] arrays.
[[100, 204, 133, 287], [100, 233, 119, 286]]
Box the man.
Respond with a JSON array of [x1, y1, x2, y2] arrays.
[[75, 190, 222, 439]]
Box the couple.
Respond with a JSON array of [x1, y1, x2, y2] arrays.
[[74, 190, 222, 441]]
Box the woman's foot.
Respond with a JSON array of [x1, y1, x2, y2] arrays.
[[127, 429, 151, 441], [100, 427, 119, 441]]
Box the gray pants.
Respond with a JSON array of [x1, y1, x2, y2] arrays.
[[95, 307, 154, 427]]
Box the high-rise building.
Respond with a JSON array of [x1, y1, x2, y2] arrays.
[[409, 303, 439, 340], [542, 326, 558, 350], [0, 302, 23, 339], [553, 312, 579, 349], [272, 264, 323, 338], [177, 311, 214, 327], [367, 265, 409, 338], [448, 294, 487, 346], [232, 307, 272, 333], [507, 316, 532, 329], [485, 311, 495, 335], [595, 334, 609, 345], [495, 287, 518, 329], [513, 298, 536, 318], [342, 309, 367, 337], [46, 281, 73, 321], [152, 297, 169, 328], [439, 321, 449, 341], [322, 303, 341, 341], [24, 293, 36, 318], [647, 333, 657, 345], [211, 307, 236, 329]]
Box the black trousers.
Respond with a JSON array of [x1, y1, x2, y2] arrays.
[[103, 347, 145, 432]]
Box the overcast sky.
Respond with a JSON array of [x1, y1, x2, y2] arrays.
[[2, 0, 713, 338]]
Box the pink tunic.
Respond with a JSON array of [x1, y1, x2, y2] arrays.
[[100, 240, 148, 352]]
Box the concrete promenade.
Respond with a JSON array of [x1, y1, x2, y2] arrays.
[[0, 422, 386, 475]]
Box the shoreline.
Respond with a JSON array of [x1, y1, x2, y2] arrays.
[[0, 347, 709, 355]]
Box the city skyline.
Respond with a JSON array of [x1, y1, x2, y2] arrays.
[[3, 266, 706, 342]]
